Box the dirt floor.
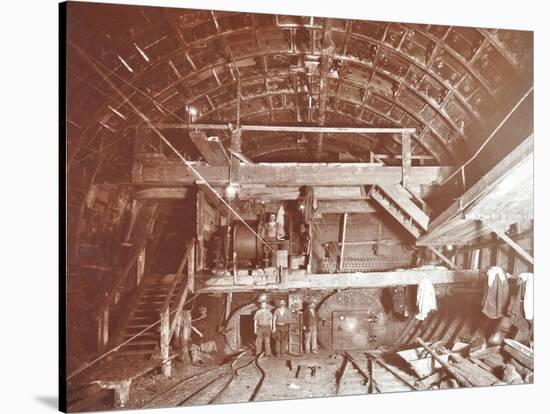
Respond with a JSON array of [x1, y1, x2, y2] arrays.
[[69, 343, 532, 412], [126, 350, 416, 410]]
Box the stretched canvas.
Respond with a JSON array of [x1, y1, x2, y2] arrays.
[[60, 1, 534, 412]]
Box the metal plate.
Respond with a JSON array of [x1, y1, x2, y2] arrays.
[[331, 310, 381, 350]]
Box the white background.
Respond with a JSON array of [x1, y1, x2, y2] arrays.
[[1, 0, 548, 413]]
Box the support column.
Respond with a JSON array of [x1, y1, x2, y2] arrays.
[[225, 292, 232, 322], [160, 307, 172, 378], [196, 191, 205, 272], [136, 246, 145, 286], [98, 306, 109, 351], [187, 244, 195, 293], [338, 213, 348, 273], [401, 131, 412, 190]]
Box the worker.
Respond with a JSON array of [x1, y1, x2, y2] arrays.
[[191, 305, 208, 343], [303, 301, 319, 354], [253, 297, 272, 356], [259, 212, 285, 240], [272, 299, 293, 356]]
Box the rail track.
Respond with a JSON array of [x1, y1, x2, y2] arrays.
[[335, 351, 380, 396], [141, 349, 266, 408]]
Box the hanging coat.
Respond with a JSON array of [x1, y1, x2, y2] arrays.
[[416, 278, 437, 320], [481, 266, 510, 319], [509, 272, 534, 323], [519, 273, 534, 320]]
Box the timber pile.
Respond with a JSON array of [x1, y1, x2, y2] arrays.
[[387, 337, 535, 390]]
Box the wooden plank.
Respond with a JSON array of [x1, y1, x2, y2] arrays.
[[134, 188, 191, 199], [138, 123, 416, 134], [370, 188, 421, 238], [160, 308, 171, 378], [380, 184, 429, 230], [196, 191, 205, 271], [196, 184, 227, 215], [401, 131, 412, 190], [493, 229, 534, 265], [136, 247, 146, 285], [314, 186, 365, 200], [428, 247, 458, 270], [419, 135, 533, 245], [199, 268, 481, 291], [338, 213, 348, 272], [503, 339, 534, 369], [373, 153, 435, 161], [416, 338, 473, 387], [187, 244, 195, 293], [134, 160, 454, 186], [188, 131, 228, 166], [230, 130, 241, 187]]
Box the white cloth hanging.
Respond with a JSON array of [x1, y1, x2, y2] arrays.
[[416, 278, 437, 320], [518, 272, 534, 320], [487, 266, 506, 287], [276, 205, 286, 239]]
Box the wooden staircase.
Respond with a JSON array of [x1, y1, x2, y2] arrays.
[[104, 237, 196, 361], [111, 275, 185, 357], [370, 184, 430, 239]]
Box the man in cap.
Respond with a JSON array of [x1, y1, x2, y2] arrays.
[[303, 300, 319, 353], [272, 298, 293, 356], [253, 296, 272, 356]]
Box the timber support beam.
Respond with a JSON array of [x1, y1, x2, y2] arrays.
[[133, 160, 454, 187]]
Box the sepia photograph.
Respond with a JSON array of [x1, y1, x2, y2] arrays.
[[60, 1, 533, 411]]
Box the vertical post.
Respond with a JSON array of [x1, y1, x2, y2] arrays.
[[136, 246, 145, 286], [401, 131, 412, 190], [338, 213, 348, 272], [196, 191, 205, 272], [181, 310, 192, 363], [98, 306, 109, 351], [225, 292, 232, 322], [160, 307, 172, 378], [186, 243, 195, 292], [307, 218, 313, 273], [230, 129, 241, 187], [187, 243, 195, 293]]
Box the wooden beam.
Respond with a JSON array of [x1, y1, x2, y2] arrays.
[[428, 246, 458, 270], [134, 188, 191, 199], [418, 135, 533, 245], [196, 184, 227, 216], [493, 229, 534, 265], [316, 200, 377, 214], [134, 123, 416, 134], [380, 184, 429, 230], [198, 268, 481, 292], [134, 160, 454, 186], [338, 213, 348, 272], [401, 131, 412, 190], [228, 148, 253, 164], [196, 191, 205, 271], [188, 131, 228, 166], [225, 292, 232, 322], [230, 130, 241, 187], [373, 153, 435, 161]]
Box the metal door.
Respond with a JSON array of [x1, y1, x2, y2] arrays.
[[331, 310, 380, 350], [289, 311, 303, 355]]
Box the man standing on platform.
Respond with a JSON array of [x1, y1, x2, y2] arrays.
[[253, 296, 272, 356], [273, 299, 293, 356], [303, 301, 319, 353]]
